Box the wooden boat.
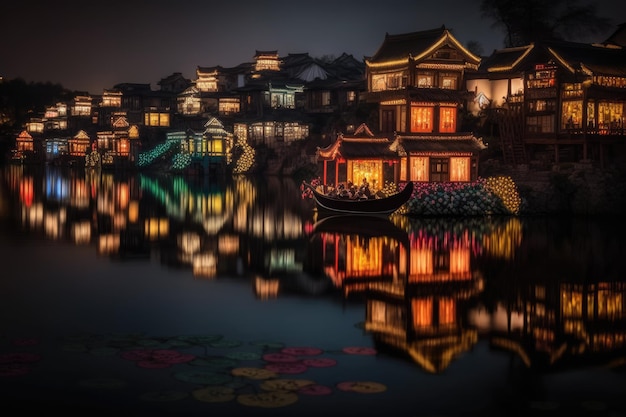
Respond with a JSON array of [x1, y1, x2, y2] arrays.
[[302, 181, 414, 215]]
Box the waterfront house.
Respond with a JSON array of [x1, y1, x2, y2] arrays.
[[466, 35, 626, 167], [363, 26, 486, 183], [316, 123, 399, 189]]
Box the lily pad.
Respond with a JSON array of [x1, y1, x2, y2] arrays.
[[231, 367, 277, 380], [174, 370, 232, 385], [192, 386, 236, 403], [260, 378, 315, 391], [237, 391, 299, 408], [336, 381, 387, 394]]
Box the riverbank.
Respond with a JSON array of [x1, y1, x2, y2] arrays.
[[480, 160, 626, 216]]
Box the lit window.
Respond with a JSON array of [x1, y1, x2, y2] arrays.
[[417, 75, 433, 88], [449, 158, 469, 181], [439, 107, 456, 132], [411, 106, 433, 132]]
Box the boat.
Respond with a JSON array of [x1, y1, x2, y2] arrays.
[[302, 181, 414, 216]]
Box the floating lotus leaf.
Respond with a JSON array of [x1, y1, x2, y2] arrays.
[[231, 367, 277, 380], [302, 358, 337, 367], [225, 351, 261, 361], [250, 340, 284, 349], [137, 360, 172, 369], [262, 353, 299, 362], [336, 381, 387, 394], [174, 370, 232, 385], [209, 339, 242, 348], [192, 386, 236, 403], [264, 362, 308, 374], [120, 349, 154, 361], [260, 378, 315, 391], [237, 391, 298, 408], [281, 347, 323, 356], [298, 384, 333, 396], [190, 356, 239, 368], [341, 346, 377, 355]]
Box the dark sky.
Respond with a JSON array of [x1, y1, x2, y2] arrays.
[[1, 0, 623, 94]]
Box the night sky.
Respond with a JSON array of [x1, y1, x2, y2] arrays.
[[1, 0, 623, 94]]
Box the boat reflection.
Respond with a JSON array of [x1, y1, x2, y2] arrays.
[[1, 164, 625, 377]]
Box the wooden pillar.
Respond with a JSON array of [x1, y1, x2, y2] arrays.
[[323, 160, 328, 184]]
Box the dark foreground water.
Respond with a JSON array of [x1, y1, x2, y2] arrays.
[[0, 165, 625, 417]]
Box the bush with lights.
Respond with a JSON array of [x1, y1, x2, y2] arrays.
[[403, 176, 521, 216]]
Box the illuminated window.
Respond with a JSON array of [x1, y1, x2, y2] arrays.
[[417, 74, 433, 88], [218, 98, 240, 115], [439, 107, 456, 132], [410, 157, 429, 181], [449, 157, 470, 182], [441, 76, 457, 89], [371, 71, 406, 92], [410, 106, 433, 132], [561, 100, 583, 130], [598, 102, 624, 131]]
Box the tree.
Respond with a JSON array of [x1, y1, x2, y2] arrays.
[[480, 0, 611, 47]]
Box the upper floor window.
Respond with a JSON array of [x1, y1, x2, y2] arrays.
[[371, 71, 407, 92], [439, 107, 456, 132], [440, 75, 457, 90], [417, 74, 433, 88], [410, 106, 433, 132]]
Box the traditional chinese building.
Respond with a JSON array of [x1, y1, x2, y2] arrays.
[[316, 123, 399, 189], [364, 26, 486, 182], [466, 37, 626, 166]]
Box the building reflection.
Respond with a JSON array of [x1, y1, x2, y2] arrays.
[[1, 166, 625, 374]]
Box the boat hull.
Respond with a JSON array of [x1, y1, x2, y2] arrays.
[[303, 181, 414, 216]]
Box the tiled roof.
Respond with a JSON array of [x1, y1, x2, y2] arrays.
[[547, 41, 626, 77], [476, 45, 534, 74], [368, 26, 448, 63], [317, 136, 397, 160], [393, 134, 486, 155]]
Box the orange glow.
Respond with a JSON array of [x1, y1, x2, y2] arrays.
[[411, 106, 433, 132], [19, 177, 34, 207], [347, 236, 383, 277], [449, 158, 470, 181], [439, 298, 456, 325], [117, 183, 129, 209], [449, 249, 470, 273], [409, 248, 433, 279], [412, 298, 433, 327], [439, 107, 456, 132]]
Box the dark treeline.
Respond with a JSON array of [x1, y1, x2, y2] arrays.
[[0, 78, 75, 159], [0, 78, 74, 128]]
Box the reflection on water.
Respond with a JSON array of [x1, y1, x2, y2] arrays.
[[1, 164, 626, 414]]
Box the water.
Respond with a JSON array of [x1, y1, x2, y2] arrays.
[[1, 164, 625, 417]]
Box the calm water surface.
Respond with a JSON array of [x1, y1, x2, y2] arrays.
[[1, 165, 625, 417]]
